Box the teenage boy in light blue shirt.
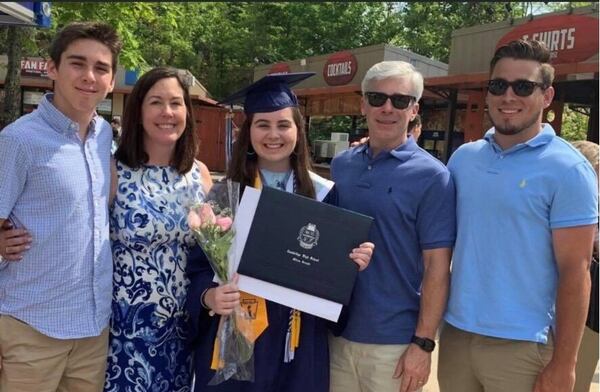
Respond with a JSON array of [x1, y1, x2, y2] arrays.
[[0, 22, 122, 391]]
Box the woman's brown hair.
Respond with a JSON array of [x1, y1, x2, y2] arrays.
[[115, 67, 198, 174]]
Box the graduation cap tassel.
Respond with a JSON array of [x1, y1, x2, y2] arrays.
[[284, 309, 301, 363]]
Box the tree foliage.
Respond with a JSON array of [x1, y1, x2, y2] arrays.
[[560, 105, 590, 141], [2, 2, 596, 109]]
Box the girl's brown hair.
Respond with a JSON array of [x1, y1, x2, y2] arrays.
[[226, 107, 315, 198]]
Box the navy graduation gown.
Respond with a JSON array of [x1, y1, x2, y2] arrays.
[[186, 245, 329, 392]]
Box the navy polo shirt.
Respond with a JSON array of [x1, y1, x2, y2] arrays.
[[331, 138, 456, 344]]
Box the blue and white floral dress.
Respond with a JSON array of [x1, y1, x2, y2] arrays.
[[104, 161, 205, 392]]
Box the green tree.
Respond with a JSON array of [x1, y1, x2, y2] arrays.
[[190, 2, 403, 99], [560, 105, 589, 141], [399, 2, 516, 62], [49, 2, 159, 69], [0, 26, 36, 128]]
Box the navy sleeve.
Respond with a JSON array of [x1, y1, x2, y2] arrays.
[[322, 184, 352, 335], [185, 245, 218, 348], [322, 184, 338, 206], [417, 169, 457, 250]]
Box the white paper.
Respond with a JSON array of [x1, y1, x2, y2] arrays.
[[238, 275, 343, 322], [219, 186, 343, 322]]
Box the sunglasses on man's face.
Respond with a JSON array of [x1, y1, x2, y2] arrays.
[[364, 92, 415, 110], [487, 79, 546, 97]]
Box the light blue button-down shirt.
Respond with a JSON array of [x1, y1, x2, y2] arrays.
[[0, 93, 113, 339]]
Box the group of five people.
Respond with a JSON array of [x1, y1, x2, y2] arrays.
[[0, 21, 597, 392]]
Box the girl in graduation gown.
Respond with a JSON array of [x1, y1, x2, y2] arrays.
[[186, 72, 374, 392]]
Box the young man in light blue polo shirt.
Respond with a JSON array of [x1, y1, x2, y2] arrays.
[[438, 40, 598, 392], [0, 22, 122, 391], [330, 61, 456, 392]]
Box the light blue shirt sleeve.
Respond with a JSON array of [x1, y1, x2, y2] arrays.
[[0, 132, 28, 219], [550, 161, 599, 229], [0, 132, 29, 270]]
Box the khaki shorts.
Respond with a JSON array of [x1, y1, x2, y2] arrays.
[[0, 315, 108, 392], [574, 326, 599, 392], [438, 323, 553, 392], [329, 334, 422, 392]]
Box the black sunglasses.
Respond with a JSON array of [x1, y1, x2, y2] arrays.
[[364, 92, 415, 110], [487, 79, 546, 97]]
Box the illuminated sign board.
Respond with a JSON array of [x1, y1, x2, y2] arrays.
[[0, 2, 51, 28]]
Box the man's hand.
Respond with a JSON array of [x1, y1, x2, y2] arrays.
[[393, 344, 431, 392], [349, 242, 374, 271], [0, 220, 32, 261], [533, 359, 576, 392]]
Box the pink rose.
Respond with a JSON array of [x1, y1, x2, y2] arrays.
[[199, 203, 217, 228], [187, 209, 202, 230], [215, 216, 233, 232]]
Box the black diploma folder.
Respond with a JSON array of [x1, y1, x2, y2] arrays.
[[237, 186, 373, 305]]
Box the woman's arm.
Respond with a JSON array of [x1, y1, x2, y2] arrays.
[[197, 160, 213, 195]]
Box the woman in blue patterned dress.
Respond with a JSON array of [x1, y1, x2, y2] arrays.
[[104, 67, 212, 392]]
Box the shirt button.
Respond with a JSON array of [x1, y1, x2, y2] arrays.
[[367, 165, 372, 170]]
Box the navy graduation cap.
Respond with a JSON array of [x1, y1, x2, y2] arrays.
[[219, 72, 315, 114]]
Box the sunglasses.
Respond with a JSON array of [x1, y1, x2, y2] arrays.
[[487, 79, 546, 97], [364, 92, 415, 110]]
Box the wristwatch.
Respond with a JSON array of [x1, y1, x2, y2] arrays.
[[411, 335, 436, 353]]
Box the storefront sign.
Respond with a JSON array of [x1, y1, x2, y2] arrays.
[[496, 14, 598, 64], [323, 51, 357, 86], [21, 58, 48, 78], [268, 63, 291, 75], [23, 91, 44, 106], [96, 98, 112, 114]]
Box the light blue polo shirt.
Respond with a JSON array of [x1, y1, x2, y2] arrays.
[[446, 124, 598, 343], [332, 137, 456, 344]]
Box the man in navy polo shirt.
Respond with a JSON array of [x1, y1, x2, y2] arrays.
[[329, 61, 456, 392], [438, 40, 598, 392]]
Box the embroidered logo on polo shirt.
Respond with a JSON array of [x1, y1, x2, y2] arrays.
[[519, 179, 527, 188]]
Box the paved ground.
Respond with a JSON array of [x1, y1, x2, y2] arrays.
[[423, 342, 599, 392]]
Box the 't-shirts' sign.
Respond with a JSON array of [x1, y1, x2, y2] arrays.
[[269, 63, 291, 75], [323, 51, 357, 86], [21, 58, 48, 78], [496, 14, 598, 64]]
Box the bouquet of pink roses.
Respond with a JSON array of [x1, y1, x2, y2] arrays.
[[187, 180, 254, 384]]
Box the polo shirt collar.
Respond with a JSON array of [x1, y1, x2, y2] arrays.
[[357, 137, 418, 163], [484, 124, 555, 154], [38, 93, 99, 137]]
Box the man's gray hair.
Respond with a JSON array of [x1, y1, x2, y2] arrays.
[[361, 61, 424, 101]]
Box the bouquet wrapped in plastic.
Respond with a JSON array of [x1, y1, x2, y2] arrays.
[[187, 180, 254, 384]]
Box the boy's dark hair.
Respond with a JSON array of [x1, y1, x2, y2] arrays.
[[49, 22, 122, 74], [115, 67, 198, 174], [490, 39, 555, 88]]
